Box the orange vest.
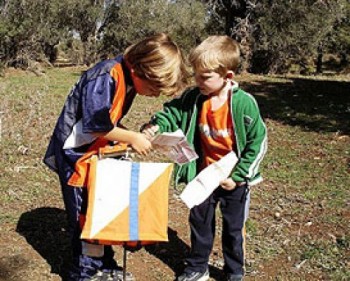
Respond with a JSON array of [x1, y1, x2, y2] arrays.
[[68, 63, 128, 187]]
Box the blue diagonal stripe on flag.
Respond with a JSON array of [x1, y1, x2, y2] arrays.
[[129, 162, 140, 240]]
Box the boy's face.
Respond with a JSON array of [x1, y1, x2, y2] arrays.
[[131, 71, 160, 97], [194, 70, 226, 96]]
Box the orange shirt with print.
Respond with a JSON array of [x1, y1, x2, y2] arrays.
[[199, 97, 235, 170]]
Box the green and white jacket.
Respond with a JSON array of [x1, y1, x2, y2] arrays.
[[151, 83, 268, 186]]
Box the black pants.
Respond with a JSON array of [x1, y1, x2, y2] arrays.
[[185, 184, 250, 276]]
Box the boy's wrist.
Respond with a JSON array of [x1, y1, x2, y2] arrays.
[[236, 181, 245, 186], [139, 123, 150, 132]]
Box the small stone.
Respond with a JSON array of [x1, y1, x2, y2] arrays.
[[274, 212, 281, 219]]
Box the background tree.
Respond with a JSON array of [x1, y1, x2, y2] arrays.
[[0, 0, 348, 74], [204, 0, 257, 72], [251, 0, 346, 74], [98, 0, 208, 58], [0, 0, 71, 68], [204, 0, 348, 74], [323, 0, 350, 72], [63, 0, 105, 65]]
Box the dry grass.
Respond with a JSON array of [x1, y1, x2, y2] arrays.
[[0, 68, 349, 281]]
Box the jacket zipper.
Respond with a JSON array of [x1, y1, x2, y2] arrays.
[[230, 87, 241, 158]]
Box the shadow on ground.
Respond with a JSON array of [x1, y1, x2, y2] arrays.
[[15, 210, 225, 281], [240, 77, 350, 134], [16, 207, 70, 280], [145, 228, 225, 281]]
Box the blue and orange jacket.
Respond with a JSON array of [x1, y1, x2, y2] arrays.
[[44, 55, 136, 187]]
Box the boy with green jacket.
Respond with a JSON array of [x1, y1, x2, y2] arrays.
[[143, 36, 267, 281]]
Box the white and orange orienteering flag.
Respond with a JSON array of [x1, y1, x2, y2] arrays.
[[81, 156, 173, 243]]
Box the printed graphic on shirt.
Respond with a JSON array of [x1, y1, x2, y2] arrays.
[[199, 98, 235, 168], [199, 124, 233, 138]]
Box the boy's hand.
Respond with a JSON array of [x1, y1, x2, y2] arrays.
[[130, 133, 152, 156], [141, 124, 159, 140], [220, 178, 236, 190]]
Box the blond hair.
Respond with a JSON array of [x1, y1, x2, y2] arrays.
[[124, 33, 189, 96], [189, 35, 240, 76]]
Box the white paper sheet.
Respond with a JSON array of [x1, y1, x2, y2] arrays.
[[151, 129, 198, 164], [152, 129, 185, 146], [180, 151, 239, 208]]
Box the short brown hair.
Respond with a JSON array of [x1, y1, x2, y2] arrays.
[[189, 35, 240, 75], [124, 33, 189, 96]]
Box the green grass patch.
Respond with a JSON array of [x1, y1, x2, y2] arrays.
[[300, 238, 350, 279], [0, 68, 349, 280]]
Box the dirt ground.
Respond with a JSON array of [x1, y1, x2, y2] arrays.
[[1, 178, 343, 281], [0, 70, 349, 281]]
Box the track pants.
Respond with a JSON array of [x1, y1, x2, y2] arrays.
[[185, 184, 250, 276], [60, 180, 119, 281]]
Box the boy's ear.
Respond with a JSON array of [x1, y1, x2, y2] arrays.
[[225, 70, 234, 79]]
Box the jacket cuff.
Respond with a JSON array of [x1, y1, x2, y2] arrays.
[[231, 173, 245, 183]]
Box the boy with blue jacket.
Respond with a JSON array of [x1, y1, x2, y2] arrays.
[[143, 35, 267, 281], [44, 33, 188, 281]]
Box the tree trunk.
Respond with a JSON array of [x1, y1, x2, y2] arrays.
[[316, 46, 323, 74]]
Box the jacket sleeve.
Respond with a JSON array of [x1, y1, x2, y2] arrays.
[[231, 96, 267, 183], [150, 91, 190, 133], [82, 73, 115, 133]]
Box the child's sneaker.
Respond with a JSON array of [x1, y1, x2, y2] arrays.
[[177, 269, 209, 281], [226, 274, 243, 281], [110, 269, 135, 281], [88, 269, 135, 281], [88, 271, 108, 281]]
